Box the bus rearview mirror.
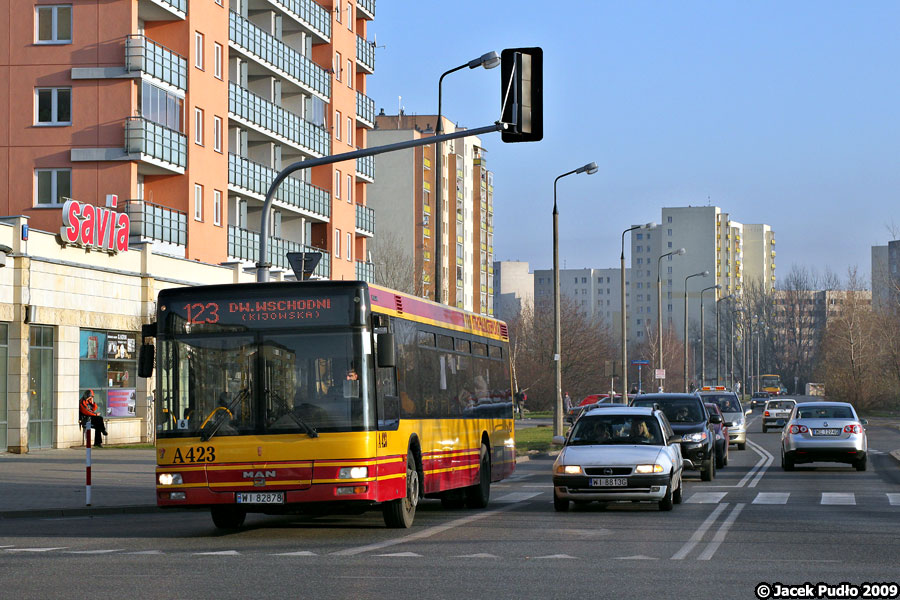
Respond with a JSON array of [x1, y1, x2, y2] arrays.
[[138, 344, 155, 378], [376, 333, 395, 367]]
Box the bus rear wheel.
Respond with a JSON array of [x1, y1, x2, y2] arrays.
[[465, 443, 491, 509], [211, 506, 246, 530], [383, 451, 419, 528]]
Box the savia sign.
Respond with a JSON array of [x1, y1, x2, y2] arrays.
[[59, 197, 130, 253]]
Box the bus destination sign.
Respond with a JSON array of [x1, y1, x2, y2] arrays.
[[163, 292, 353, 330]]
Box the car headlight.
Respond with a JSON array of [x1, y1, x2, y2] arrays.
[[634, 464, 664, 474], [682, 432, 708, 443], [158, 473, 183, 486], [556, 465, 583, 475], [339, 467, 369, 479]]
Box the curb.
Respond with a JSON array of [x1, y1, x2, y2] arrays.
[[516, 450, 560, 463]]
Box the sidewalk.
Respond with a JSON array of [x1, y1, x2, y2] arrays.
[[0, 446, 160, 519]]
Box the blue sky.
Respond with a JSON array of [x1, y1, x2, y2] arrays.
[[367, 1, 900, 283]]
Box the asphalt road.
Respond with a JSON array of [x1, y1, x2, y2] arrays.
[[1, 408, 898, 600]]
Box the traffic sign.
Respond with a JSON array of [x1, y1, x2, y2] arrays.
[[655, 369, 666, 380], [632, 359, 649, 365]]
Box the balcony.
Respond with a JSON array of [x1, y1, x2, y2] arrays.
[[356, 153, 374, 182], [356, 35, 375, 74], [229, 11, 329, 101], [229, 82, 329, 157], [125, 117, 187, 173], [355, 260, 375, 282], [227, 225, 330, 278], [356, 90, 375, 128], [138, 0, 186, 21], [124, 199, 187, 252], [228, 153, 330, 220], [268, 0, 330, 43], [355, 203, 374, 237], [125, 34, 186, 91], [355, 0, 375, 20]]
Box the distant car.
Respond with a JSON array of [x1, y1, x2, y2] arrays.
[[551, 405, 684, 511], [781, 401, 868, 471], [565, 394, 620, 424], [750, 391, 770, 410], [699, 388, 750, 450], [631, 393, 718, 481], [705, 402, 729, 469], [763, 399, 797, 432]]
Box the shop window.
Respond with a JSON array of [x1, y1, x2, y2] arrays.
[[28, 325, 55, 449], [79, 329, 137, 419]]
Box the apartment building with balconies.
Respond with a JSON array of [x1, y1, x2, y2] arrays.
[[1, 0, 376, 280]]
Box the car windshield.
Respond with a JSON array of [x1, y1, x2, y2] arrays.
[[768, 401, 795, 410], [705, 394, 741, 413], [633, 398, 703, 423], [798, 406, 854, 419], [569, 415, 663, 445]]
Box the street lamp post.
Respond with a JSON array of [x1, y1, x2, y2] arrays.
[[434, 51, 500, 303], [716, 294, 734, 385], [621, 222, 656, 401], [700, 284, 721, 387], [683, 271, 709, 392], [552, 162, 598, 436], [657, 248, 685, 392]]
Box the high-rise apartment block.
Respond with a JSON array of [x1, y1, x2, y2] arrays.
[[492, 261, 533, 323], [872, 240, 900, 309], [367, 113, 495, 314], [1, 0, 377, 279], [533, 268, 629, 338]]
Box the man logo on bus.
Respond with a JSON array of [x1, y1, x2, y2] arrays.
[[243, 470, 276, 479]]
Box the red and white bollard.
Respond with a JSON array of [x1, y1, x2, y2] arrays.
[[85, 420, 92, 506]]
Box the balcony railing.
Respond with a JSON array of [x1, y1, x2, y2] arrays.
[[355, 203, 374, 235], [228, 153, 330, 219], [356, 90, 375, 127], [125, 117, 187, 168], [356, 35, 375, 73], [228, 225, 330, 278], [229, 11, 329, 99], [355, 0, 375, 20], [355, 260, 375, 283], [125, 34, 186, 91], [356, 153, 374, 181], [271, 0, 330, 41], [229, 82, 329, 157], [124, 199, 187, 246], [145, 0, 186, 17]]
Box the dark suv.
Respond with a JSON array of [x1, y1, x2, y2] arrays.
[[631, 393, 719, 481]]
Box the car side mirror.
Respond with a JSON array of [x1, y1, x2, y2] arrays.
[[709, 414, 722, 424], [725, 422, 735, 428], [667, 434, 681, 445], [552, 435, 566, 446], [860, 419, 868, 427], [745, 408, 752, 416]]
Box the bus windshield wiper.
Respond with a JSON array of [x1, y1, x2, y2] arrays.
[[269, 388, 318, 438], [200, 389, 249, 442]]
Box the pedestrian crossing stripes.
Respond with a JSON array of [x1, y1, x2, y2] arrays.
[[684, 491, 900, 506], [889, 494, 900, 506], [752, 492, 790, 504], [821, 493, 855, 505]]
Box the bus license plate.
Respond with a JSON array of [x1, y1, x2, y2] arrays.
[[236, 492, 284, 504], [591, 478, 627, 487]]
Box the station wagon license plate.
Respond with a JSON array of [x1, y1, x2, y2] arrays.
[[236, 492, 284, 504], [812, 428, 840, 436], [591, 478, 627, 487]]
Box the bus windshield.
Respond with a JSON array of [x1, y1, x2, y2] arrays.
[[761, 375, 781, 388], [156, 330, 372, 438]]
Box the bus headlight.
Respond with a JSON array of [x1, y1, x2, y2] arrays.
[[158, 473, 183, 486], [339, 467, 368, 479]]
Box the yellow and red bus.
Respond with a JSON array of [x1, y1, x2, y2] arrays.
[[760, 374, 787, 396], [143, 281, 515, 529]]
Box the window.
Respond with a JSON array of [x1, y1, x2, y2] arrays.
[[347, 58, 353, 88], [347, 116, 353, 145], [194, 184, 203, 221], [346, 232, 352, 261], [214, 43, 223, 79], [213, 116, 222, 152], [667, 267, 673, 274], [35, 168, 70, 206], [347, 3, 352, 28], [346, 174, 352, 203], [335, 52, 342, 81], [194, 107, 203, 145], [335, 0, 342, 22], [637, 258, 643, 265], [334, 229, 341, 258], [668, 241, 673, 248], [667, 228, 672, 236], [335, 169, 341, 199], [213, 190, 222, 226], [36, 5, 71, 43], [335, 111, 341, 140], [79, 329, 138, 421], [35, 88, 71, 125], [194, 32, 204, 70], [667, 216, 673, 223], [636, 233, 643, 240]]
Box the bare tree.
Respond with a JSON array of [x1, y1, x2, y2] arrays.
[[371, 231, 419, 295]]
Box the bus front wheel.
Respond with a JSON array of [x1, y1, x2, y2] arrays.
[[383, 451, 419, 528], [465, 443, 491, 509], [211, 506, 246, 530]]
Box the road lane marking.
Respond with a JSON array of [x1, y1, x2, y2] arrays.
[[889, 494, 900, 506], [453, 553, 499, 558], [671, 503, 729, 560], [331, 492, 540, 556], [193, 550, 240, 555], [272, 551, 317, 556], [64, 550, 123, 554], [4, 547, 68, 552], [531, 554, 576, 559], [698, 503, 745, 560], [753, 492, 790, 504], [125, 551, 163, 555], [493, 492, 542, 503], [821, 493, 855, 505], [614, 555, 657, 560], [376, 552, 422, 557], [686, 492, 728, 504], [745, 439, 773, 488]]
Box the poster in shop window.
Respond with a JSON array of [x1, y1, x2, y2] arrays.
[[107, 388, 137, 417], [106, 333, 136, 360]]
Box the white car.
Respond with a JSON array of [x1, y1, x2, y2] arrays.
[[551, 406, 685, 511], [781, 401, 868, 471], [763, 398, 796, 432]]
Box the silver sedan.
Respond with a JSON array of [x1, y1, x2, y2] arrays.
[[781, 401, 868, 471]]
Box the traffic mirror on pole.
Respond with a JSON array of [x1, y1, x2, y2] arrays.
[[500, 47, 543, 143]]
